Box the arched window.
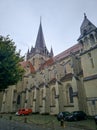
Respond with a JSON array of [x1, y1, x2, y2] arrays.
[[69, 87, 73, 103], [17, 95, 21, 105], [80, 40, 84, 51], [90, 34, 95, 46], [66, 85, 73, 104], [88, 52, 94, 68], [84, 37, 89, 49]]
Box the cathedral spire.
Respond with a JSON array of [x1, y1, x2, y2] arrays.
[[35, 19, 46, 50], [34, 19, 51, 57], [50, 46, 54, 57], [27, 19, 54, 61], [77, 14, 97, 41]]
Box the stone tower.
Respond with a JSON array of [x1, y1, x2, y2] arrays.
[[78, 14, 97, 115], [26, 20, 54, 70]]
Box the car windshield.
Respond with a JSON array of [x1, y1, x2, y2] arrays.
[[62, 112, 70, 115]]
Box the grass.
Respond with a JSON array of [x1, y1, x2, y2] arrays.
[[0, 113, 97, 130]]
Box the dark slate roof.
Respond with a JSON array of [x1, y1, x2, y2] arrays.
[[50, 46, 54, 57], [39, 43, 82, 70], [53, 43, 82, 61], [27, 21, 53, 59], [34, 21, 50, 56], [35, 21, 46, 50], [27, 20, 52, 59], [78, 14, 97, 41], [20, 61, 35, 73]]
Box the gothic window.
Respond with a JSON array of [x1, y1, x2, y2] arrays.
[[84, 37, 89, 49], [66, 85, 73, 104], [88, 52, 94, 68], [17, 95, 21, 105], [69, 87, 73, 103], [90, 34, 95, 45], [80, 40, 84, 51]]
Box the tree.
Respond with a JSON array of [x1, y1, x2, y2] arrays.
[[0, 35, 25, 90]]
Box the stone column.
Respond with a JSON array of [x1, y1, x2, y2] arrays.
[[24, 89, 28, 108], [1, 91, 6, 112], [55, 81, 59, 114]]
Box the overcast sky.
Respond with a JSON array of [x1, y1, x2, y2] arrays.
[[0, 0, 97, 56]]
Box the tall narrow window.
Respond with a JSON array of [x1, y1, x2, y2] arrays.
[[90, 34, 95, 46], [17, 95, 21, 104], [84, 37, 89, 49], [69, 87, 73, 103], [88, 53, 94, 68], [66, 85, 73, 104], [80, 40, 84, 51]]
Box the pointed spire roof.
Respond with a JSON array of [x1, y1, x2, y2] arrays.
[[27, 19, 54, 60], [50, 46, 54, 57], [78, 13, 97, 40], [35, 19, 46, 51]]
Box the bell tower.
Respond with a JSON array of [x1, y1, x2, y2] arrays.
[[26, 20, 54, 70], [78, 13, 97, 51]]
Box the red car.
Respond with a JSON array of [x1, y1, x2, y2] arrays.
[[16, 108, 32, 116]]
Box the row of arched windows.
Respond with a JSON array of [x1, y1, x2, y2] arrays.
[[16, 85, 74, 108]]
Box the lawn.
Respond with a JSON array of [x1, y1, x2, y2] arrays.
[[0, 113, 97, 130]]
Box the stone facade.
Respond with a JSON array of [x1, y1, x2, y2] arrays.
[[1, 15, 97, 116]]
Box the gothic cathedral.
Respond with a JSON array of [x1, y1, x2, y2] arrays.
[[1, 14, 97, 116]]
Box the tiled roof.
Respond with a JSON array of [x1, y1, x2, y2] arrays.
[[53, 43, 82, 61], [39, 58, 54, 70], [20, 61, 35, 73], [39, 43, 82, 70]]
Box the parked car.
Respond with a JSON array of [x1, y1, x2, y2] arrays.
[[16, 108, 32, 116], [57, 111, 71, 121], [65, 111, 87, 121], [94, 115, 97, 124]]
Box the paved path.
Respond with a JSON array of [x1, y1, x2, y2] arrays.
[[0, 118, 89, 130]]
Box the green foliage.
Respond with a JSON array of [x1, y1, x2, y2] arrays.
[[0, 35, 25, 90]]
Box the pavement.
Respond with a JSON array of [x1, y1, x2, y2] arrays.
[[0, 118, 93, 130]]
